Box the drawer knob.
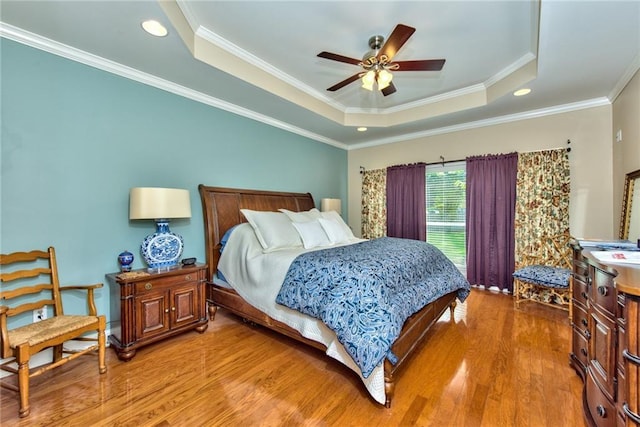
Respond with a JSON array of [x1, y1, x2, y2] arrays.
[[581, 292, 588, 300], [165, 308, 169, 313], [171, 307, 176, 311], [580, 348, 587, 357], [597, 286, 608, 296], [145, 283, 153, 290], [596, 405, 606, 418], [581, 319, 588, 327], [185, 275, 192, 280]]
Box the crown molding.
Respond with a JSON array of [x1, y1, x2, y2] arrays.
[[609, 53, 640, 103], [347, 97, 611, 150], [0, 23, 348, 151]]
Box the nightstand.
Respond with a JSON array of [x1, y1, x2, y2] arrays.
[[106, 264, 208, 361]]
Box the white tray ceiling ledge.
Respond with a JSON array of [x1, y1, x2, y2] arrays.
[[162, 0, 541, 130]]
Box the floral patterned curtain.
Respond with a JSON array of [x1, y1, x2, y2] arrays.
[[361, 168, 387, 239], [515, 148, 570, 265]]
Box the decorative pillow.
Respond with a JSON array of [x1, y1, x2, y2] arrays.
[[512, 265, 571, 288], [320, 210, 356, 240], [292, 220, 331, 249], [240, 209, 302, 251], [279, 208, 322, 223], [318, 218, 351, 244]]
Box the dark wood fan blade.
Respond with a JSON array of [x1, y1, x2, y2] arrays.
[[394, 59, 446, 71], [381, 82, 397, 96], [317, 51, 362, 66], [327, 73, 361, 91], [378, 24, 416, 62]]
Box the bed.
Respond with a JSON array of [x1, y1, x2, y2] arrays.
[[198, 184, 470, 407]]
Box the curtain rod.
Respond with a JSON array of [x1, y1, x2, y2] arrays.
[[360, 158, 464, 173], [360, 142, 571, 173], [425, 156, 465, 167]]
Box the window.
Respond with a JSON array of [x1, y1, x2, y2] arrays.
[[426, 162, 466, 271]]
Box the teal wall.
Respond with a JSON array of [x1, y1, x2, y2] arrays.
[[1, 39, 347, 328]]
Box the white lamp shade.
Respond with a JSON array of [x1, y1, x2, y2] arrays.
[[377, 69, 393, 90], [129, 187, 191, 220], [361, 70, 375, 91], [321, 198, 342, 215]]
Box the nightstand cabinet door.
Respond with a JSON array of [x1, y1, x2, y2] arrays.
[[135, 290, 170, 339], [172, 283, 199, 327]]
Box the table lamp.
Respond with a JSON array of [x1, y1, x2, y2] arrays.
[[129, 187, 191, 270], [321, 198, 342, 215]]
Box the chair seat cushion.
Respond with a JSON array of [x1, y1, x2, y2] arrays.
[[8, 315, 99, 349], [512, 265, 571, 288]]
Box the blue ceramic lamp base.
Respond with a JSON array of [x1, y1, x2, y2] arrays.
[[141, 219, 184, 270]]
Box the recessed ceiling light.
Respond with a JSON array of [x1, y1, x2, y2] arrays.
[[141, 20, 168, 37], [513, 88, 531, 97], [357, 127, 367, 132]]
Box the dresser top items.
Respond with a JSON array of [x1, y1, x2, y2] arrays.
[[575, 239, 640, 296]]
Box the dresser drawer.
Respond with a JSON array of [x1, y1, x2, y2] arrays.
[[591, 267, 616, 317], [573, 276, 589, 308], [572, 327, 589, 371], [586, 369, 617, 427], [573, 303, 590, 337], [134, 272, 201, 294]]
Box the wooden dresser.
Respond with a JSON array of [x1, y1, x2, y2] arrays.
[[570, 241, 640, 427]]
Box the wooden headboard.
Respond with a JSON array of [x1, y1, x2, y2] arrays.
[[198, 185, 316, 281]]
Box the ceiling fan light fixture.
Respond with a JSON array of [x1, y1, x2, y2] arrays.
[[318, 24, 445, 96], [377, 69, 393, 90], [361, 70, 376, 91]]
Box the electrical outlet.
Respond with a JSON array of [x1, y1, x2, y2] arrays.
[[33, 308, 47, 322]]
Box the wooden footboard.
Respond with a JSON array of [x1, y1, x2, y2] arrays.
[[384, 291, 457, 407]]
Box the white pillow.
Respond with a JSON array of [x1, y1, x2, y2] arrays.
[[240, 209, 302, 251], [318, 218, 351, 244], [321, 210, 356, 240], [292, 220, 331, 249], [279, 208, 322, 223]]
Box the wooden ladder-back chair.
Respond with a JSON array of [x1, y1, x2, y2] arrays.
[[0, 247, 106, 417], [513, 232, 573, 316]]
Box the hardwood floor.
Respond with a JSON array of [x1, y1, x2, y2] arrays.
[[1, 289, 586, 426]]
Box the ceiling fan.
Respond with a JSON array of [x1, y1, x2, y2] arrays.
[[317, 24, 445, 96]]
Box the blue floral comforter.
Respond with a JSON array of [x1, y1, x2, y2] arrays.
[[275, 237, 471, 378]]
